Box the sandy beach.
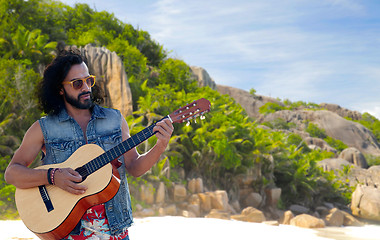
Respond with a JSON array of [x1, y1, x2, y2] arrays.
[[1, 217, 380, 240]]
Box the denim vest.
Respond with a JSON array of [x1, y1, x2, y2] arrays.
[[38, 105, 133, 235]]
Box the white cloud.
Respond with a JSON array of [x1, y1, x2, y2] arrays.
[[365, 106, 380, 120], [352, 102, 380, 120]]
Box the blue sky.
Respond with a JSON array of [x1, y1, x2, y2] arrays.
[[60, 0, 380, 119]]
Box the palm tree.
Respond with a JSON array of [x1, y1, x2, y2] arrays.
[[133, 93, 163, 153], [0, 25, 56, 64]]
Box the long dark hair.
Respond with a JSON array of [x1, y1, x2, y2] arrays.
[[38, 50, 103, 115]]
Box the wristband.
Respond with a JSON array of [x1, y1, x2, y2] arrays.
[[47, 168, 53, 185]]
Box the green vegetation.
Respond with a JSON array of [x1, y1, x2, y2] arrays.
[[283, 99, 320, 110], [259, 102, 286, 114], [0, 0, 371, 219], [306, 123, 327, 139], [365, 154, 380, 167], [259, 99, 321, 115], [249, 88, 256, 96], [262, 118, 296, 130], [305, 122, 347, 152]]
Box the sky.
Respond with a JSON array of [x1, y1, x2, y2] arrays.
[[59, 0, 380, 119]]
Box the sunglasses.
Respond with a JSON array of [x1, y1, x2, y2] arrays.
[[62, 75, 96, 90]]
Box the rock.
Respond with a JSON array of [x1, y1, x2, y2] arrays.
[[231, 207, 266, 223], [188, 179, 196, 193], [351, 185, 380, 221], [319, 103, 362, 121], [187, 204, 201, 217], [347, 167, 372, 187], [263, 206, 280, 220], [228, 202, 238, 215], [368, 166, 380, 187], [188, 194, 200, 205], [325, 208, 344, 226], [187, 195, 201, 217], [317, 158, 354, 172], [260, 110, 380, 156], [273, 209, 285, 221], [209, 190, 229, 211], [280, 210, 294, 225], [158, 207, 165, 216], [290, 214, 325, 228], [198, 193, 212, 213], [263, 220, 280, 226], [216, 84, 283, 119], [135, 204, 143, 212], [308, 144, 321, 151], [339, 148, 368, 168], [188, 178, 204, 193], [323, 202, 335, 210], [162, 204, 178, 216], [304, 137, 337, 153], [195, 178, 204, 193], [140, 183, 155, 204], [347, 166, 380, 188], [239, 188, 254, 202], [230, 200, 241, 213], [341, 211, 363, 226], [190, 66, 216, 89], [313, 211, 320, 219], [265, 188, 281, 207], [76, 44, 133, 117], [230, 214, 248, 222], [174, 184, 187, 202], [243, 192, 262, 208], [155, 182, 166, 204], [139, 208, 156, 217], [315, 206, 329, 217], [181, 210, 197, 218], [289, 204, 310, 215], [205, 209, 230, 220]]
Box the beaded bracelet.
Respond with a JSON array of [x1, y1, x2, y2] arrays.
[[51, 168, 60, 185]]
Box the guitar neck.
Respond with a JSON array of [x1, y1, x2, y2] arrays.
[[77, 115, 169, 178], [75, 98, 211, 178]]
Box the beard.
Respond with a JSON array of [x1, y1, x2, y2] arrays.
[[63, 89, 94, 109]]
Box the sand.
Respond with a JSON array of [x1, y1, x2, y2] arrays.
[[1, 217, 379, 240]]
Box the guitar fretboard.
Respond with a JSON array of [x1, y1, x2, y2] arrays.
[[76, 116, 168, 178]]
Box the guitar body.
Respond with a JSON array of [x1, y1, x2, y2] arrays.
[[15, 144, 120, 240]]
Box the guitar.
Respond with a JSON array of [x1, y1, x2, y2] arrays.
[[15, 98, 210, 240]]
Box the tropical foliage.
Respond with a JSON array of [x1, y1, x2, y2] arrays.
[[0, 0, 370, 219], [0, 58, 42, 218]]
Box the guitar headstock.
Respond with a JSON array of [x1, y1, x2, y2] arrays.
[[169, 98, 211, 124]]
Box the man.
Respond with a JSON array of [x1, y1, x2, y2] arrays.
[[5, 50, 173, 239]]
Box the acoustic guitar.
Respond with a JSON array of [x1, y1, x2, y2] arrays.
[[15, 98, 210, 240]]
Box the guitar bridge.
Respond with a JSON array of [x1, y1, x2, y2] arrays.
[[39, 185, 54, 212]]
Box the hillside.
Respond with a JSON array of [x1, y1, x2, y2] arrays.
[[190, 66, 380, 157]]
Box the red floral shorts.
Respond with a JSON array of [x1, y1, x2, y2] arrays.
[[66, 204, 128, 240]]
